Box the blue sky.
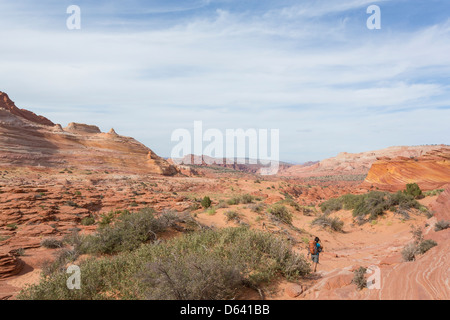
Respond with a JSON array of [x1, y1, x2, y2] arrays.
[[0, 0, 449, 163]]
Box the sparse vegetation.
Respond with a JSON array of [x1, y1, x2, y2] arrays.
[[224, 210, 240, 222], [402, 226, 438, 261], [319, 187, 426, 223], [268, 204, 292, 224], [434, 220, 450, 232], [6, 223, 18, 230], [80, 216, 95, 226], [18, 227, 310, 300], [40, 238, 64, 249], [312, 215, 344, 232], [424, 189, 445, 197], [352, 267, 367, 290], [226, 194, 255, 206], [80, 208, 174, 255]]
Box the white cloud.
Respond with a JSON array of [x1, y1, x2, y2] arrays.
[[0, 2, 449, 161]]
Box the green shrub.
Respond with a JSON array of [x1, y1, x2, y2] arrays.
[[248, 203, 265, 213], [352, 267, 367, 290], [216, 200, 229, 209], [320, 190, 423, 223], [201, 196, 212, 209], [319, 198, 342, 213], [424, 189, 444, 197], [18, 227, 310, 300], [7, 223, 18, 230], [402, 243, 418, 262], [226, 197, 240, 206], [404, 183, 424, 199], [41, 248, 79, 276], [434, 220, 450, 232], [312, 215, 344, 232], [40, 238, 64, 249], [268, 204, 292, 224], [98, 211, 116, 228], [402, 227, 438, 261], [240, 194, 255, 204], [417, 239, 437, 255], [224, 210, 240, 222], [80, 208, 169, 255], [80, 216, 95, 226]]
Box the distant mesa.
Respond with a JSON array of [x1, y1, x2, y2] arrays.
[[64, 122, 101, 134]]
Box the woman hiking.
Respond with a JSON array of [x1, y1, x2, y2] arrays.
[[308, 237, 323, 272]]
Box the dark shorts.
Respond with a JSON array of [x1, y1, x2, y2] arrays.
[[311, 254, 319, 263]]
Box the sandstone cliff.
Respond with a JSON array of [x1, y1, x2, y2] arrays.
[[0, 91, 177, 175]]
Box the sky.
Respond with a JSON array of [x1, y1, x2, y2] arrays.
[[0, 0, 449, 163]]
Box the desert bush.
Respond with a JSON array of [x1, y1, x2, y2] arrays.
[[80, 216, 95, 226], [312, 215, 344, 232], [201, 196, 212, 209], [226, 196, 241, 205], [352, 267, 367, 290], [319, 198, 342, 213], [40, 238, 64, 249], [320, 191, 423, 223], [224, 210, 240, 222], [402, 243, 418, 262], [277, 198, 301, 211], [18, 227, 310, 300], [402, 227, 438, 261], [248, 203, 265, 213], [403, 183, 424, 199], [240, 194, 254, 204], [434, 220, 450, 232], [98, 211, 116, 228], [216, 200, 229, 209], [141, 253, 243, 300], [424, 189, 444, 197], [41, 248, 79, 276], [81, 207, 167, 255], [417, 239, 437, 255], [268, 204, 292, 224]]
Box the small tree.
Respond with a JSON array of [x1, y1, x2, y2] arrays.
[[404, 183, 423, 199], [201, 196, 212, 209]]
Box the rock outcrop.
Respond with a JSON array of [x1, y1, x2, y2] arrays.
[[0, 251, 24, 280], [280, 145, 448, 179], [0, 92, 54, 126], [364, 147, 450, 191], [0, 91, 177, 175]]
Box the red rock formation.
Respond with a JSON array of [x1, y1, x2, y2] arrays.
[[364, 147, 450, 191], [280, 145, 448, 179], [0, 251, 24, 280], [0, 92, 54, 126], [0, 92, 177, 175]]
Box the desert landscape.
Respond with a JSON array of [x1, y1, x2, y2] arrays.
[[0, 91, 449, 300]]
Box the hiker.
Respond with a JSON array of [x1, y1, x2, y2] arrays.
[[308, 237, 323, 272]]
